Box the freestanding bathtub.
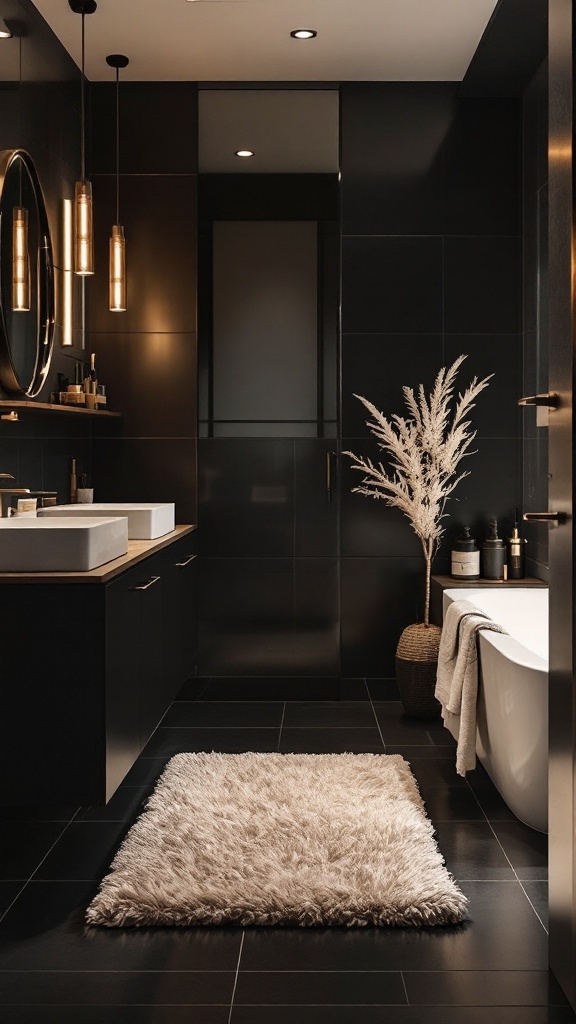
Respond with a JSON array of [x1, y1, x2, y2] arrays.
[[442, 587, 549, 833]]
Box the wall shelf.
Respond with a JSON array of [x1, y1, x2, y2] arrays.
[[0, 400, 121, 418]]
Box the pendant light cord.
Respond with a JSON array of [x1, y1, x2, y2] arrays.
[[18, 34, 22, 204], [80, 11, 86, 183], [115, 66, 120, 224]]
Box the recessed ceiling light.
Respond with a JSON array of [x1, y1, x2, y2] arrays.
[[0, 20, 13, 38], [235, 149, 254, 158], [290, 29, 317, 40]]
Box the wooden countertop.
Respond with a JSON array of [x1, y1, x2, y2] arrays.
[[0, 524, 197, 585]]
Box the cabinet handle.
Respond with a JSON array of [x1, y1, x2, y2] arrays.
[[131, 575, 161, 591], [175, 554, 197, 568]]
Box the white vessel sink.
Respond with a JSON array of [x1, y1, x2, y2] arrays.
[[39, 502, 175, 540], [0, 517, 128, 572]]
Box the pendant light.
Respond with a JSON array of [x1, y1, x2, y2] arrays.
[[12, 30, 30, 312], [69, 0, 96, 276], [106, 54, 129, 312]]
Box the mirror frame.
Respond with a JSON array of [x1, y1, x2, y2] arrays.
[[0, 148, 55, 397]]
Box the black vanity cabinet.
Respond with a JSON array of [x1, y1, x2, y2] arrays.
[[0, 527, 197, 806]]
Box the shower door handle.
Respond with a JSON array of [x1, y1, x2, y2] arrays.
[[326, 451, 336, 501], [523, 511, 568, 523]]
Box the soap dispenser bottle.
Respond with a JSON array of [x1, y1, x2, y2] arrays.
[[481, 518, 507, 580], [507, 517, 526, 579], [451, 526, 480, 580]]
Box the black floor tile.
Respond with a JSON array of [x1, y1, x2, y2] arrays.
[[175, 678, 209, 700], [32, 821, 130, 881], [279, 728, 385, 754], [0, 969, 235, 1005], [0, 881, 23, 917], [3, 1010, 230, 1024], [490, 820, 548, 879], [231, 1010, 576, 1024], [339, 679, 371, 700], [387, 745, 462, 760], [141, 727, 281, 757], [161, 701, 284, 728], [234, 970, 406, 1005], [199, 677, 343, 701], [434, 821, 516, 880], [0, 821, 67, 879], [523, 880, 548, 931], [420, 786, 486, 823], [406, 758, 467, 789], [468, 782, 517, 822], [240, 880, 547, 972], [0, 881, 243, 972], [0, 805, 80, 823], [404, 969, 567, 1006], [120, 756, 173, 788], [282, 701, 377, 728], [75, 786, 149, 822], [373, 704, 450, 747], [367, 679, 400, 700]]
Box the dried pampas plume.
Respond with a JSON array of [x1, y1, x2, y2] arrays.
[[344, 355, 492, 626]]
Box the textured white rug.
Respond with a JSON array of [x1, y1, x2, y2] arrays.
[[86, 751, 468, 928]]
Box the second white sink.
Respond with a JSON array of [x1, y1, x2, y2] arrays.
[[39, 502, 176, 540]]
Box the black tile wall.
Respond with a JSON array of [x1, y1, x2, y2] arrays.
[[88, 82, 199, 525], [340, 84, 524, 674], [522, 61, 549, 578]]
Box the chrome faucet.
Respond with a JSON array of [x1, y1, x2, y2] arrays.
[[0, 473, 31, 516]]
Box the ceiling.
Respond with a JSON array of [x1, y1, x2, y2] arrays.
[[32, 0, 499, 83]]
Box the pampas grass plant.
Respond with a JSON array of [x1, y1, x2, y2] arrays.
[[344, 354, 492, 628]]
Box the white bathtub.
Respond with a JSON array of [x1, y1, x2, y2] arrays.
[[442, 587, 549, 833]]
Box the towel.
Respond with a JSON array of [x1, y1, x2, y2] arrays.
[[435, 599, 507, 776]]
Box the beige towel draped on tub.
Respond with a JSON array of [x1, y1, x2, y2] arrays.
[[435, 598, 507, 776]]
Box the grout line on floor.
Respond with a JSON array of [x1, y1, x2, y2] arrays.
[[400, 970, 410, 1005], [228, 930, 245, 1024], [277, 702, 287, 751], [366, 679, 387, 751], [518, 879, 549, 935]]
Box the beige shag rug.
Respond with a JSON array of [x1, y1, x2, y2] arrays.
[[86, 752, 468, 928]]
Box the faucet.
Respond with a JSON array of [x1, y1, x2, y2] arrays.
[[0, 473, 31, 517]]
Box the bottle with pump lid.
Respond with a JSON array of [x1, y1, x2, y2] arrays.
[[481, 518, 507, 580], [507, 515, 526, 579], [451, 526, 480, 580]]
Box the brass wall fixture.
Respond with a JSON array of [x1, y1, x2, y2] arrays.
[[106, 54, 129, 312], [69, 0, 97, 276]]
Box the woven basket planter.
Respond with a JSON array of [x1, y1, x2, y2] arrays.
[[395, 622, 442, 719]]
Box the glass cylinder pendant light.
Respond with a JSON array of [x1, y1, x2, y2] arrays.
[[69, 0, 97, 276], [12, 32, 30, 312], [106, 54, 129, 311], [12, 205, 30, 311]]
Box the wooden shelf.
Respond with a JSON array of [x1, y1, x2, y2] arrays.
[[0, 400, 121, 418]]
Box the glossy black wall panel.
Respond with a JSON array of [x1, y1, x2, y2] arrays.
[[341, 334, 442, 437], [340, 84, 452, 236], [91, 438, 197, 524], [88, 174, 197, 335], [443, 236, 522, 333], [442, 334, 523, 439], [340, 82, 523, 674], [340, 557, 423, 677], [199, 438, 295, 557], [90, 83, 198, 175], [88, 333, 197, 438], [294, 439, 338, 557], [443, 99, 521, 235], [341, 236, 443, 334]]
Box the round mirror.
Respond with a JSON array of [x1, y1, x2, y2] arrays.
[[0, 149, 55, 397]]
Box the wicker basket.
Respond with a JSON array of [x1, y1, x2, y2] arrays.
[[395, 622, 442, 719]]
